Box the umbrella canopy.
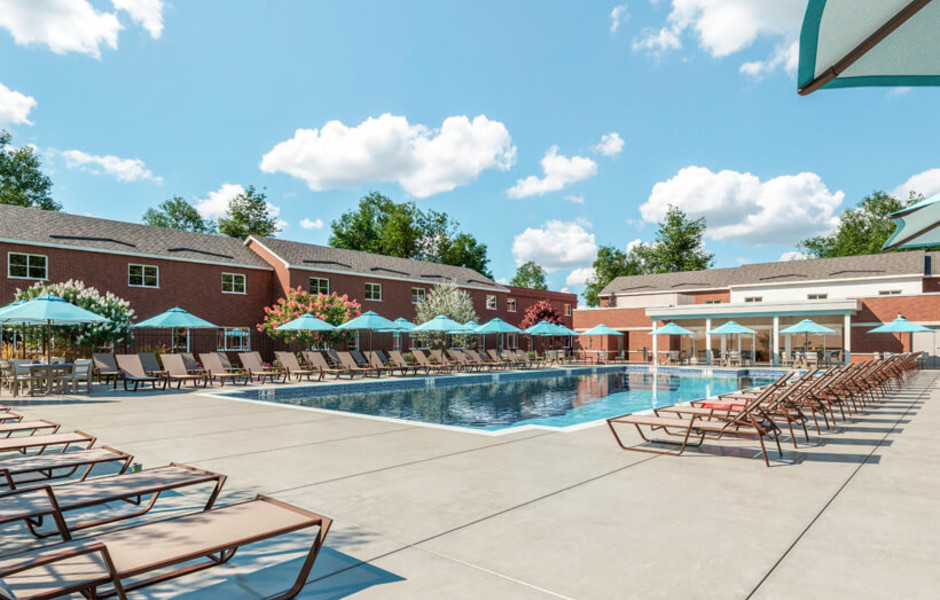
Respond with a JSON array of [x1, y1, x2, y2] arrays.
[[0, 294, 108, 325], [651, 322, 695, 336], [377, 317, 415, 333], [882, 193, 940, 250], [0, 300, 27, 318], [276, 313, 337, 332], [525, 320, 564, 336], [709, 321, 756, 335], [553, 324, 578, 336], [868, 316, 932, 333], [475, 318, 523, 335], [133, 307, 218, 329], [337, 310, 398, 332], [780, 319, 837, 335], [463, 320, 480, 330], [798, 0, 940, 95], [413, 315, 467, 333], [579, 324, 623, 336]]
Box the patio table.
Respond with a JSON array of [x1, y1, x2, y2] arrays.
[[25, 363, 72, 396]]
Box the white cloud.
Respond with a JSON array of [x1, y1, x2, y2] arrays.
[[512, 220, 598, 272], [893, 168, 940, 200], [0, 0, 122, 58], [300, 218, 324, 230], [779, 251, 808, 261], [736, 257, 753, 266], [640, 166, 844, 246], [634, 0, 805, 77], [566, 267, 595, 287], [0, 82, 36, 126], [626, 238, 645, 251], [496, 277, 509, 285], [60, 149, 161, 183], [507, 146, 597, 199], [887, 87, 912, 99], [610, 4, 630, 33], [112, 0, 165, 39], [560, 287, 571, 294], [564, 195, 585, 205], [194, 183, 244, 219], [260, 113, 515, 198], [593, 132, 624, 157]]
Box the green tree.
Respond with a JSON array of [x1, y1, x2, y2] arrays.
[[414, 280, 480, 349], [142, 196, 216, 233], [0, 129, 58, 211], [330, 192, 492, 277], [218, 185, 280, 239], [798, 191, 929, 258], [510, 261, 548, 290], [583, 245, 644, 307]]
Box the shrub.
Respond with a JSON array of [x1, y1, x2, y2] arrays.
[[258, 287, 361, 348]]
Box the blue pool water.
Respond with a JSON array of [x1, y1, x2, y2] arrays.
[[243, 369, 777, 431]]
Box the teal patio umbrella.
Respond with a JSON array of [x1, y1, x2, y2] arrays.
[[0, 294, 109, 362], [579, 324, 623, 337], [709, 320, 757, 358], [781, 318, 837, 355], [413, 315, 466, 333], [276, 313, 337, 332], [869, 315, 932, 355], [651, 322, 696, 362], [798, 0, 940, 95], [337, 310, 399, 350], [526, 320, 569, 354], [882, 193, 940, 250], [133, 307, 218, 353], [476, 318, 523, 351], [0, 300, 26, 357], [378, 317, 416, 351]]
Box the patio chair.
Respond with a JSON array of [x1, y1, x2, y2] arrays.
[[429, 349, 458, 371], [180, 353, 207, 374], [138, 352, 165, 377], [238, 351, 287, 384], [66, 359, 94, 394], [412, 350, 451, 373], [487, 349, 513, 369], [0, 463, 227, 540], [461, 350, 493, 371], [92, 353, 122, 389], [199, 353, 249, 386], [388, 350, 425, 375], [115, 355, 168, 392], [443, 349, 472, 371], [274, 351, 322, 382], [303, 351, 349, 380], [217, 352, 248, 375], [366, 350, 398, 376], [0, 446, 133, 489], [160, 354, 210, 388], [350, 350, 376, 370], [0, 419, 60, 439], [0, 360, 33, 397], [473, 349, 503, 369], [0, 496, 332, 600], [0, 431, 96, 456], [337, 351, 380, 377]]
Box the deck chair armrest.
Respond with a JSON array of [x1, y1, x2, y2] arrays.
[[0, 541, 123, 588], [0, 484, 71, 538]]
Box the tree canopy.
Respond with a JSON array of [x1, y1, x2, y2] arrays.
[[0, 129, 58, 211], [798, 190, 930, 258], [329, 192, 492, 277], [583, 205, 713, 306], [510, 261, 548, 290], [218, 185, 280, 239], [142, 196, 216, 233], [519, 299, 563, 329], [414, 280, 480, 348]]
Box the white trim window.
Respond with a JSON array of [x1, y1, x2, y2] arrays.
[[310, 277, 330, 295], [878, 290, 901, 296], [222, 273, 246, 294], [411, 287, 426, 304], [128, 264, 159, 288], [507, 298, 517, 312], [486, 295, 497, 310], [365, 282, 382, 301], [744, 296, 762, 303], [564, 304, 572, 316], [218, 327, 250, 351], [7, 252, 47, 280], [705, 300, 722, 305], [807, 293, 828, 300]]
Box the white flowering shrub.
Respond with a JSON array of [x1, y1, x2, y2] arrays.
[[15, 280, 135, 348], [414, 280, 479, 348]]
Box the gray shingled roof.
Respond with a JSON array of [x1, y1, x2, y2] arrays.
[[251, 236, 507, 291], [601, 251, 937, 296], [0, 204, 271, 269]]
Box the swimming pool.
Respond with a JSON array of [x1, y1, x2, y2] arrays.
[[222, 367, 779, 432]]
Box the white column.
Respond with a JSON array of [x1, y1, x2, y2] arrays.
[[844, 313, 852, 362], [772, 315, 780, 366], [651, 321, 658, 365], [705, 318, 712, 365]]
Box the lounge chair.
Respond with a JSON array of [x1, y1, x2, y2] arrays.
[[138, 352, 165, 377], [0, 463, 226, 539], [412, 350, 451, 373], [199, 353, 249, 386], [92, 353, 122, 389], [238, 351, 287, 384], [337, 351, 380, 377], [115, 355, 168, 392], [429, 349, 458, 371], [275, 351, 322, 382], [303, 351, 349, 380], [160, 354, 210, 388], [470, 349, 501, 370], [217, 352, 248, 376], [487, 349, 513, 369], [0, 419, 59, 438], [0, 496, 332, 600], [0, 446, 133, 489], [350, 350, 378, 371], [0, 412, 24, 424], [0, 431, 96, 456], [446, 349, 479, 371], [180, 353, 207, 374], [388, 350, 424, 375], [368, 350, 403, 376]]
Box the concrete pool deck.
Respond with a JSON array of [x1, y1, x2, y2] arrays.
[[1, 369, 938, 599]]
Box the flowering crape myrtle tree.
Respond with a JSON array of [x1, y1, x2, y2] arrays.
[[258, 287, 361, 348], [519, 299, 565, 354], [15, 280, 135, 349], [414, 280, 479, 349]]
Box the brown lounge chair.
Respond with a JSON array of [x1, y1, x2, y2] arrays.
[[138, 352, 165, 377], [0, 446, 133, 489], [160, 354, 210, 388], [368, 350, 404, 376], [487, 349, 513, 369], [0, 412, 25, 424], [337, 351, 380, 377], [412, 350, 451, 373], [180, 353, 207, 374], [275, 351, 322, 382], [92, 353, 122, 389], [303, 351, 349, 380], [0, 496, 332, 600], [387, 350, 424, 375], [114, 355, 168, 392], [0, 463, 226, 539], [199, 353, 249, 386], [0, 419, 59, 438], [0, 431, 96, 456], [238, 351, 287, 384]]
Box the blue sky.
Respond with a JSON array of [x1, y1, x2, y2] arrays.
[[1, 1, 938, 300]]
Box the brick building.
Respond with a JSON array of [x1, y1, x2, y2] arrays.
[[0, 205, 575, 357], [573, 251, 940, 365]]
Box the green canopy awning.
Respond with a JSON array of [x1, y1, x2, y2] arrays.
[[798, 0, 940, 95]]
